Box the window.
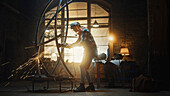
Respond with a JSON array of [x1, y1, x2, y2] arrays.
[[44, 2, 109, 63]]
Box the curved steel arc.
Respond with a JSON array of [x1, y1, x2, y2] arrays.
[[35, 0, 54, 51], [54, 0, 74, 77], [37, 0, 71, 47], [35, 0, 73, 77], [38, 0, 72, 45], [51, 57, 61, 74], [40, 58, 52, 77], [34, 0, 54, 76], [51, 0, 70, 75], [64, 0, 69, 43]]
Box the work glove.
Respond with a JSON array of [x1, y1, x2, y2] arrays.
[[58, 43, 68, 47]]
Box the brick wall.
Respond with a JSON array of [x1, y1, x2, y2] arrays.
[[110, 0, 148, 73]]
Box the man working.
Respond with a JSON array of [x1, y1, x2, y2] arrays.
[[65, 22, 97, 92]]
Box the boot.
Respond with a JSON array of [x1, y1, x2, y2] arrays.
[[85, 83, 95, 91], [74, 83, 86, 92]]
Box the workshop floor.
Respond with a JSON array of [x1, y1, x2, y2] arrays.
[[0, 81, 170, 96]]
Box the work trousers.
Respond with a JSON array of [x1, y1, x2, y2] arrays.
[[80, 48, 96, 83]]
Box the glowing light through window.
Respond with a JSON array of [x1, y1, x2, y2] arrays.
[[64, 47, 84, 63]]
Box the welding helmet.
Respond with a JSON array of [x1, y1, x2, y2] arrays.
[[70, 22, 80, 29]]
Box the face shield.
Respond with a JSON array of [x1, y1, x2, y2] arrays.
[[69, 27, 78, 37]]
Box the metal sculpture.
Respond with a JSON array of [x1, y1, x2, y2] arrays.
[[34, 0, 73, 78], [4, 1, 75, 89]]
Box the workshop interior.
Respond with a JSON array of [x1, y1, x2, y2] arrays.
[[0, 0, 170, 94]]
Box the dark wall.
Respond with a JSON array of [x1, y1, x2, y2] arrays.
[[111, 0, 169, 90], [148, 0, 169, 90], [0, 0, 49, 81], [111, 0, 148, 73], [149, 0, 169, 90]]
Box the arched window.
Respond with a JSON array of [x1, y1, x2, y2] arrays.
[[44, 2, 110, 63]]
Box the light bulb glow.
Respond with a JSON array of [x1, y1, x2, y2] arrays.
[[109, 36, 113, 41]]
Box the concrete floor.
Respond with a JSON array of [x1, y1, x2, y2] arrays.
[[0, 81, 170, 96]]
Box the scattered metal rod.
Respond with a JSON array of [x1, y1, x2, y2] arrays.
[[37, 34, 62, 46], [1, 61, 10, 66], [24, 46, 35, 49]]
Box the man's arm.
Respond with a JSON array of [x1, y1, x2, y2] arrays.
[[66, 31, 84, 48]]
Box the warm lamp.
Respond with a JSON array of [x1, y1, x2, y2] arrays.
[[93, 20, 99, 27], [120, 47, 130, 56], [109, 36, 114, 41]]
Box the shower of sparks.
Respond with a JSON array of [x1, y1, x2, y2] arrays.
[[4, 82, 10, 87], [7, 52, 45, 83]]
